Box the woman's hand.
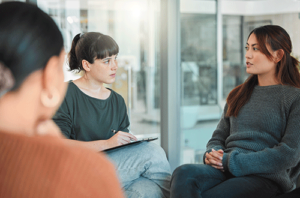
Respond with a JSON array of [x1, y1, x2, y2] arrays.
[[205, 149, 224, 171], [107, 131, 137, 148]]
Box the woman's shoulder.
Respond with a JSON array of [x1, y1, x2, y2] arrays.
[[63, 81, 88, 102], [280, 85, 300, 107], [0, 131, 124, 198], [106, 88, 126, 103], [0, 131, 117, 177], [281, 85, 300, 97]]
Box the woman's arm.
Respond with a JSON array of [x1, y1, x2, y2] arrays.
[[203, 104, 230, 164]]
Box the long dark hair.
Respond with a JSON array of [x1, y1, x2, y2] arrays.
[[68, 32, 119, 72], [0, 2, 63, 90], [226, 25, 300, 117]]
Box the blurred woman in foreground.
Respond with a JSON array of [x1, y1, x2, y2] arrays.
[[0, 2, 124, 197]]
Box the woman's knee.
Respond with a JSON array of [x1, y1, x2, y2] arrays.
[[142, 142, 167, 158], [125, 177, 164, 198], [172, 164, 197, 181], [140, 142, 170, 165]]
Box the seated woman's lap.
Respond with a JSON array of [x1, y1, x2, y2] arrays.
[[105, 142, 171, 197], [171, 164, 227, 198], [202, 174, 280, 198], [171, 164, 280, 198]]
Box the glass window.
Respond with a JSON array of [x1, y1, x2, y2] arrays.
[[180, 0, 220, 164], [37, 0, 162, 143]]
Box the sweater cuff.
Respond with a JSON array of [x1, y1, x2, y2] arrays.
[[222, 152, 229, 172]]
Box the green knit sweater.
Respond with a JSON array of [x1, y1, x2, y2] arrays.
[[206, 85, 300, 193]]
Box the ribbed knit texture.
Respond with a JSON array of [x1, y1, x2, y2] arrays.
[[0, 131, 125, 198], [206, 85, 300, 193]]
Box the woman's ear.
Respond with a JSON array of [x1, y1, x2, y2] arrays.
[[82, 60, 91, 71], [274, 49, 284, 63], [41, 55, 61, 108]]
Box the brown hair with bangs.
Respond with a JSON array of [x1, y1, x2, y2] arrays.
[[68, 32, 119, 72], [226, 25, 300, 117]]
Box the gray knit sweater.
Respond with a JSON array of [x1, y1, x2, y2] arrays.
[[206, 85, 300, 193]]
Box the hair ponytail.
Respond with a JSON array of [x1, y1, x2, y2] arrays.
[[291, 55, 300, 72], [68, 33, 81, 71], [0, 62, 15, 96], [278, 54, 300, 87]]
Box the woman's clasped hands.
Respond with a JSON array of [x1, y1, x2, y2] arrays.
[[205, 149, 224, 171]]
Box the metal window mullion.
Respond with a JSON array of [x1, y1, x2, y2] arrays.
[[160, 0, 181, 172]]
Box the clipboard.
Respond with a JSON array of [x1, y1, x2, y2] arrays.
[[103, 137, 158, 152]]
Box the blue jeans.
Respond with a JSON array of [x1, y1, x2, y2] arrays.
[[170, 164, 280, 198], [106, 142, 171, 198]]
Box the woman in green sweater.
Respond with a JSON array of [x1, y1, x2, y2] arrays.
[[53, 32, 171, 198], [170, 25, 300, 198]]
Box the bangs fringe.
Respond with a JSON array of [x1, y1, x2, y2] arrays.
[[94, 35, 119, 59]]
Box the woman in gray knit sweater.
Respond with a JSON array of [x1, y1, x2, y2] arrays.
[[171, 25, 300, 198]]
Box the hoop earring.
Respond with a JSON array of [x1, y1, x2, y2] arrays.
[[40, 87, 60, 108]]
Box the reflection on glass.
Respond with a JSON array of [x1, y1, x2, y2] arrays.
[[222, 15, 247, 99], [38, 0, 161, 143], [180, 0, 220, 165], [181, 14, 217, 107]]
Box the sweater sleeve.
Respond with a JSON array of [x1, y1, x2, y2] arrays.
[[203, 104, 230, 163], [53, 97, 72, 138], [222, 96, 300, 176], [118, 96, 130, 132]]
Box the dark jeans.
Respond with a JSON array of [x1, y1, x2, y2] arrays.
[[274, 188, 300, 198], [170, 164, 280, 198]]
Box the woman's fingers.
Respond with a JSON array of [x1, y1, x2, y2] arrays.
[[211, 149, 223, 160], [113, 132, 138, 145], [205, 150, 225, 171], [211, 165, 224, 170], [206, 152, 222, 165], [117, 131, 138, 141], [205, 157, 224, 170]]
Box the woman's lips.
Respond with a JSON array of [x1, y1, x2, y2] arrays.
[[110, 74, 116, 77], [246, 62, 253, 68]]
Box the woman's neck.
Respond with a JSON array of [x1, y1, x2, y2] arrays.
[[79, 74, 105, 92], [73, 75, 111, 100], [0, 92, 36, 136], [257, 74, 279, 86]]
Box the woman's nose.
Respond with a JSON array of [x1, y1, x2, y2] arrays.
[[111, 60, 118, 70], [245, 50, 252, 59]]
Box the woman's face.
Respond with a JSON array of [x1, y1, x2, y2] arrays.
[[89, 54, 118, 84], [245, 33, 277, 78]]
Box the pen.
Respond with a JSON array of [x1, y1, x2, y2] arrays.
[[111, 129, 118, 134]]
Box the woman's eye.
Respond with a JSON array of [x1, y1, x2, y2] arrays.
[[104, 60, 110, 64], [253, 47, 259, 51], [245, 47, 249, 51]]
